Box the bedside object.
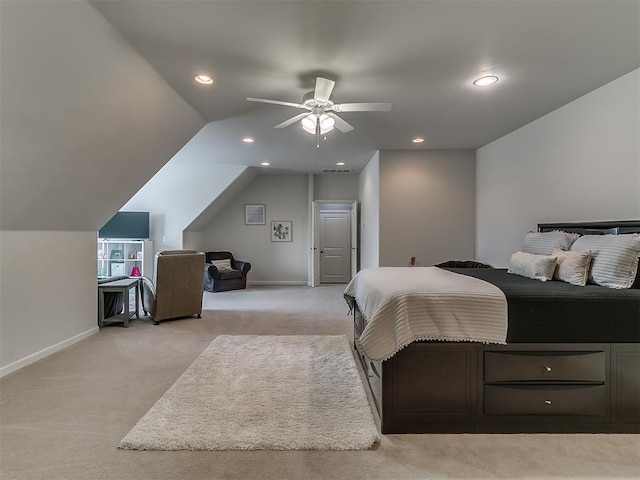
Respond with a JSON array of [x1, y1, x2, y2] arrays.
[[110, 262, 125, 276], [97, 277, 140, 328]]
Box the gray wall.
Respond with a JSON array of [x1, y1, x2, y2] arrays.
[[0, 231, 98, 375], [477, 68, 640, 267], [0, 1, 204, 374], [314, 175, 359, 200], [378, 150, 476, 267], [358, 152, 380, 269], [0, 1, 204, 231], [200, 175, 310, 284]]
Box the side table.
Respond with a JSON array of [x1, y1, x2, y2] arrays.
[[98, 277, 141, 327]]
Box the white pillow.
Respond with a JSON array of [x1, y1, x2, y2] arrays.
[[522, 230, 580, 255], [571, 234, 640, 289], [211, 259, 234, 272], [507, 251, 558, 282], [552, 249, 593, 287]]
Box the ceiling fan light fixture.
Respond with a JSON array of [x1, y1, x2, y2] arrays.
[[473, 75, 499, 87], [319, 114, 335, 133], [301, 114, 317, 134]]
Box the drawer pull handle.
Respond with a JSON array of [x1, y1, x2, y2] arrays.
[[545, 400, 552, 405], [544, 366, 552, 372]]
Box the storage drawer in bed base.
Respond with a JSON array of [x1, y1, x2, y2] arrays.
[[353, 311, 640, 433], [484, 384, 605, 416]]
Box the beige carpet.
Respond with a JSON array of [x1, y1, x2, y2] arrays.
[[2, 285, 639, 479], [119, 335, 379, 451]]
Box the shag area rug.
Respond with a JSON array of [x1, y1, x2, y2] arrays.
[[119, 335, 379, 451]]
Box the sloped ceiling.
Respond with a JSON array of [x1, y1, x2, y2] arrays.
[[2, 1, 638, 230], [0, 1, 205, 231], [91, 0, 640, 173]]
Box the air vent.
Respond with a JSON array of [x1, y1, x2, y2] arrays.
[[322, 169, 352, 174]]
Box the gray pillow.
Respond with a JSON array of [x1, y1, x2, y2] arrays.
[[571, 234, 640, 289], [507, 251, 558, 282], [522, 230, 580, 255]]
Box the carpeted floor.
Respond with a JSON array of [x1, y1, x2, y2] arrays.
[[120, 335, 379, 451], [1, 284, 639, 480]]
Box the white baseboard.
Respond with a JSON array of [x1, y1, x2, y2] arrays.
[[0, 326, 99, 378], [247, 280, 308, 286]]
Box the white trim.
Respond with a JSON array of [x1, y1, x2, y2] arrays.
[[0, 327, 99, 378], [247, 280, 308, 286]]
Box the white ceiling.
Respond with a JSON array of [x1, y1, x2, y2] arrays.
[[91, 0, 640, 174]]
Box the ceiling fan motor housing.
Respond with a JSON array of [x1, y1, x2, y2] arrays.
[[303, 91, 334, 109]]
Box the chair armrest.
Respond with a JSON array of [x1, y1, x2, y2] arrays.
[[233, 260, 251, 274], [140, 277, 156, 314], [206, 264, 221, 279]]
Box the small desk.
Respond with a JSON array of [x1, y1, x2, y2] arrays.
[[98, 278, 140, 328]]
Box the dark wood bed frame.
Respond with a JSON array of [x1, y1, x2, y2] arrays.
[[354, 220, 640, 434]]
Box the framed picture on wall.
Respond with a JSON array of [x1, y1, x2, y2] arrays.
[[271, 221, 292, 242], [245, 204, 265, 225]]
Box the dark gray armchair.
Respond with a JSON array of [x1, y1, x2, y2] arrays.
[[203, 251, 251, 292]]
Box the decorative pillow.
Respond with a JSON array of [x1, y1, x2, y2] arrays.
[[522, 230, 580, 255], [571, 234, 640, 289], [211, 259, 234, 272], [552, 249, 593, 286], [507, 251, 558, 282]]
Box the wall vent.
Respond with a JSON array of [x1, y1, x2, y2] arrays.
[[322, 169, 352, 174]]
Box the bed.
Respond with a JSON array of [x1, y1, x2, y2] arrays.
[[346, 221, 640, 433]]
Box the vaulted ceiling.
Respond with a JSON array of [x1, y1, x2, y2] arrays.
[[91, 0, 640, 174]]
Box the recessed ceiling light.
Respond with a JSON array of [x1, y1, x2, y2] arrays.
[[242, 137, 254, 143], [336, 162, 345, 166], [473, 75, 499, 87], [261, 162, 270, 166], [194, 74, 214, 85], [412, 137, 425, 144]]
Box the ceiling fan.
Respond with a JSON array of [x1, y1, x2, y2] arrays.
[[247, 77, 391, 145]]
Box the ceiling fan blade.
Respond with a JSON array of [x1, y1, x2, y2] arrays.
[[332, 102, 392, 112], [247, 97, 304, 109], [274, 112, 310, 129], [327, 113, 354, 133], [314, 77, 335, 102]]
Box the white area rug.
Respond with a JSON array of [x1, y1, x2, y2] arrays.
[[119, 335, 379, 451]]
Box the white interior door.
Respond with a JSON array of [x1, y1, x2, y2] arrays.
[[320, 211, 351, 283]]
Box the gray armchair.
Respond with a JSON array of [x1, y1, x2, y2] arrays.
[[141, 250, 205, 324], [203, 251, 251, 292]]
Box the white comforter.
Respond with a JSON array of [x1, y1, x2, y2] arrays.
[[344, 267, 508, 361]]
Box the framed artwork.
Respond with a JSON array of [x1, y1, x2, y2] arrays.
[[271, 221, 292, 242], [245, 204, 265, 225]]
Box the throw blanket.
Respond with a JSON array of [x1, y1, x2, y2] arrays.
[[344, 267, 508, 361]]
